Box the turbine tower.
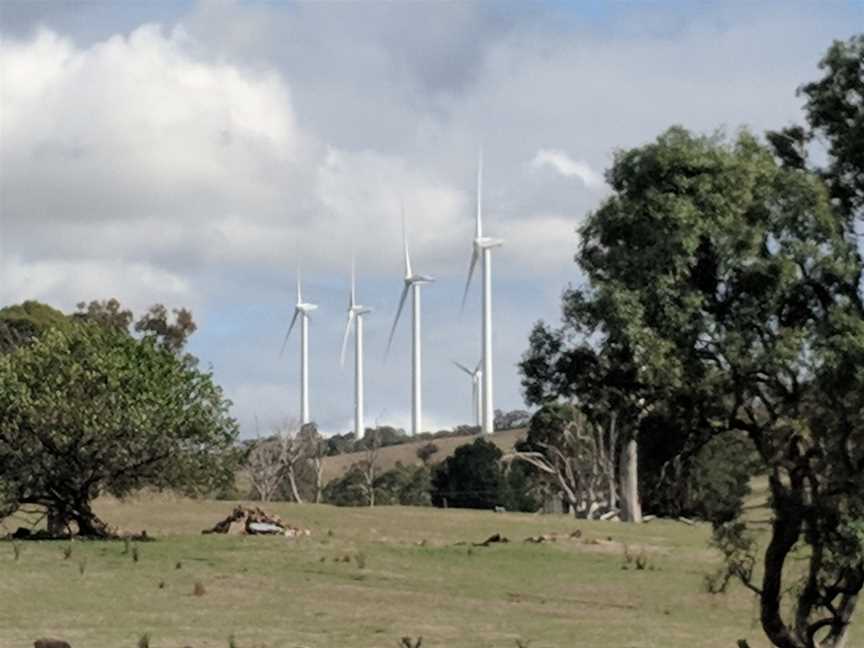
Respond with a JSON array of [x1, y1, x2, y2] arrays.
[[462, 152, 503, 434], [341, 259, 372, 439], [453, 360, 482, 427], [386, 208, 434, 436], [280, 269, 317, 425]]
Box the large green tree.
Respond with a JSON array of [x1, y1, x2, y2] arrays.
[[0, 323, 238, 536], [544, 125, 862, 647]]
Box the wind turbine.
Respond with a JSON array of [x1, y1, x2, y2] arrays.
[[385, 207, 434, 436], [453, 360, 482, 427], [461, 152, 503, 435], [340, 259, 372, 439], [280, 269, 317, 425]]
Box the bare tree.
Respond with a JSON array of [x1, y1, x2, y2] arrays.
[[247, 437, 285, 503], [298, 423, 327, 504], [246, 418, 309, 503], [277, 420, 306, 504], [506, 404, 617, 519], [357, 429, 381, 507]]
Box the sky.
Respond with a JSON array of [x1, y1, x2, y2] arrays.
[[1, 1, 861, 438]]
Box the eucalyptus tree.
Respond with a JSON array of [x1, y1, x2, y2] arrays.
[[524, 123, 863, 647]]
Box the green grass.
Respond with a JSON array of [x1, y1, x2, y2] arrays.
[[0, 495, 783, 647]]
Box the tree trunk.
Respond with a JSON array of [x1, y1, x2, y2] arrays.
[[819, 592, 858, 648], [619, 437, 642, 523], [608, 412, 618, 511], [72, 503, 111, 538], [47, 506, 67, 537], [287, 469, 303, 504], [313, 458, 323, 504]]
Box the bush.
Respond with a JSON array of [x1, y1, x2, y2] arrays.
[[431, 438, 503, 510], [642, 431, 761, 524], [323, 463, 431, 507]]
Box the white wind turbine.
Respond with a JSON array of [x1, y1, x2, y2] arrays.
[[453, 360, 482, 427], [280, 269, 318, 425], [461, 152, 503, 435], [340, 259, 372, 439], [385, 208, 434, 436]]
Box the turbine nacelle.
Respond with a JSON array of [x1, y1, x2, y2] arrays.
[[473, 236, 504, 251], [296, 303, 318, 314], [405, 273, 435, 286]]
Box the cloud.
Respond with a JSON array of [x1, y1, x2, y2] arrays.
[[2, 2, 861, 437], [530, 150, 607, 191]]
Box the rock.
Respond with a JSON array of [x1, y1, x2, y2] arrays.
[[34, 640, 72, 648], [247, 522, 284, 535]]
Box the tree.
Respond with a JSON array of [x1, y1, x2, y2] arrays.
[[72, 299, 134, 332], [416, 442, 439, 465], [559, 123, 862, 648], [507, 403, 616, 518], [521, 329, 648, 521], [298, 423, 327, 503], [0, 301, 70, 353], [134, 304, 197, 354], [356, 429, 382, 507], [494, 409, 531, 431], [431, 438, 503, 510], [247, 436, 285, 503], [0, 323, 238, 536]]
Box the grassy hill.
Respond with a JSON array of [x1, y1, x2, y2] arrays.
[[0, 492, 820, 648], [320, 428, 526, 482]]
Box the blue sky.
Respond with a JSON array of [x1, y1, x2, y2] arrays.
[[1, 1, 861, 437]]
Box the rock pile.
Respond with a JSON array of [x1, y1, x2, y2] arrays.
[[202, 506, 311, 537]]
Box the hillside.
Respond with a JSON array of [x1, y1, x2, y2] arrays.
[[320, 427, 526, 482]]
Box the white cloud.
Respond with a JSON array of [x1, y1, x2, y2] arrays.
[[0, 255, 191, 312], [531, 150, 606, 191], [2, 3, 860, 436]]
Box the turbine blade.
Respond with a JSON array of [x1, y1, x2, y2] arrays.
[[402, 202, 412, 278], [476, 150, 483, 239], [296, 267, 302, 305], [351, 254, 356, 307], [460, 247, 479, 312], [280, 309, 300, 356], [385, 283, 410, 358], [475, 360, 481, 373], [452, 360, 473, 376], [340, 311, 355, 366]]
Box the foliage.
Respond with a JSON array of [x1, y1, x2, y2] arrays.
[[494, 409, 531, 431], [0, 323, 239, 536], [322, 465, 368, 507], [498, 459, 542, 513], [371, 463, 432, 506], [415, 442, 439, 465], [0, 301, 70, 353], [641, 431, 762, 524], [430, 438, 504, 510], [568, 122, 863, 647]]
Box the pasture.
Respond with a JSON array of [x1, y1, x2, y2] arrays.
[[0, 495, 788, 648]]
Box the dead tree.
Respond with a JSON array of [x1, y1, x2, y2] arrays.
[[247, 418, 307, 503], [506, 407, 617, 519], [299, 423, 327, 503], [247, 437, 285, 502], [358, 430, 381, 507]]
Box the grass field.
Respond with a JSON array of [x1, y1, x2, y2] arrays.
[[0, 494, 802, 648]]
